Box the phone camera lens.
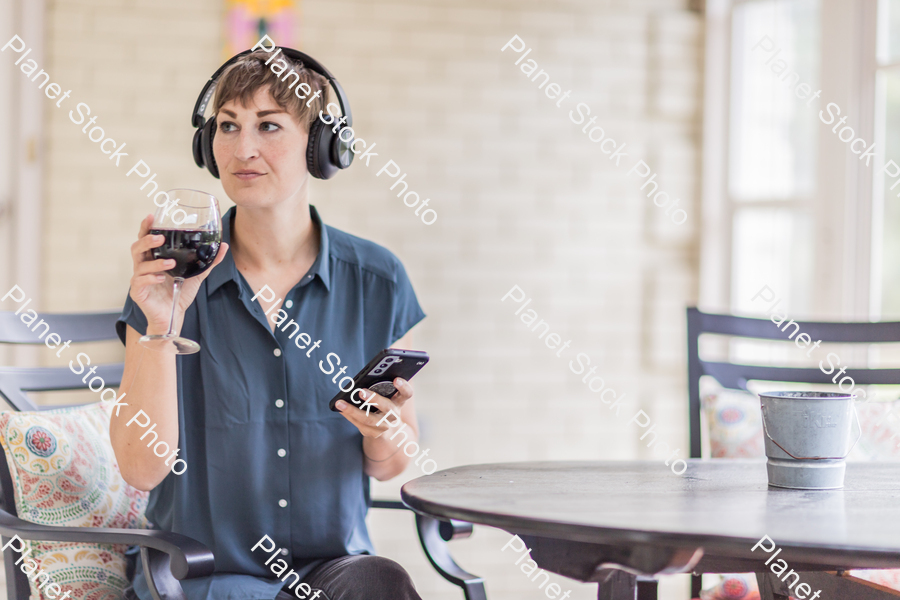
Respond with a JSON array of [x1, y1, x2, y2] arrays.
[[374, 369, 383, 374]]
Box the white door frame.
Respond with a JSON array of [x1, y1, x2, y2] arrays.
[[0, 0, 44, 365]]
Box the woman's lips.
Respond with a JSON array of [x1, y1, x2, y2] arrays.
[[233, 171, 264, 181]]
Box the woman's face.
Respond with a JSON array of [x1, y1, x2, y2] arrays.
[[213, 86, 309, 208]]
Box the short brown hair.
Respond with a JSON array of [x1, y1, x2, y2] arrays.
[[213, 49, 328, 132]]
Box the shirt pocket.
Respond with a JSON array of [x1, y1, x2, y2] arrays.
[[286, 345, 369, 422], [197, 346, 263, 427]]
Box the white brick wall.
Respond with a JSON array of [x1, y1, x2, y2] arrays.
[[22, 0, 703, 598]]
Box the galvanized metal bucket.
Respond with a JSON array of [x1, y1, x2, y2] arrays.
[[759, 391, 861, 490]]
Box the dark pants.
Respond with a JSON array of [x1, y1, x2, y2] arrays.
[[124, 555, 421, 600], [275, 555, 421, 600]]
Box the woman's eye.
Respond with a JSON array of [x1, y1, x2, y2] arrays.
[[260, 122, 281, 132], [219, 121, 237, 132]]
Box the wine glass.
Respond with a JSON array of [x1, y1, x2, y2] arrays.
[[139, 189, 221, 355]]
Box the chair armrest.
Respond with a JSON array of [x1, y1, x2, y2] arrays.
[[415, 514, 486, 600], [372, 499, 406, 510], [372, 499, 473, 540], [372, 498, 486, 600], [0, 506, 214, 580]]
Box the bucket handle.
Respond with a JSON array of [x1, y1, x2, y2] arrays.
[[760, 402, 862, 460]]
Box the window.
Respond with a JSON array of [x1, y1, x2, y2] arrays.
[[703, 0, 879, 324], [875, 0, 900, 318]]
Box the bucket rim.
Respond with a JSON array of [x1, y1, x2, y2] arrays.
[[758, 391, 855, 400]]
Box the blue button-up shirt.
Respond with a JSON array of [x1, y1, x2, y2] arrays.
[[116, 205, 426, 600]]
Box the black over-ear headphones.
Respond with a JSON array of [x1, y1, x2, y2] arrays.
[[191, 47, 354, 180]]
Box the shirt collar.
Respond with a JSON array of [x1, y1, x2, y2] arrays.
[[306, 205, 332, 291], [206, 204, 331, 296]]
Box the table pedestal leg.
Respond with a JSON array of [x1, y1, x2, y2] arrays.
[[756, 573, 790, 600], [637, 578, 659, 600], [597, 569, 636, 600]]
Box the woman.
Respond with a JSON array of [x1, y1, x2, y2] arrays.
[[110, 48, 426, 600]]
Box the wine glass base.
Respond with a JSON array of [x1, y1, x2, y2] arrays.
[[139, 334, 200, 355]]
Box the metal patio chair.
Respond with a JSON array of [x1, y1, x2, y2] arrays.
[[685, 306, 900, 600]]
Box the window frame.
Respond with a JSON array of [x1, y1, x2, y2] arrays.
[[701, 0, 879, 320]]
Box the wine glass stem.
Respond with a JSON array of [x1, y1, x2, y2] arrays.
[[167, 277, 185, 337]]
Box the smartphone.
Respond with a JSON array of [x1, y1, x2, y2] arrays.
[[329, 348, 430, 412]]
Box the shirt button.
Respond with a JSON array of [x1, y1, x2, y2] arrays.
[[277, 448, 287, 457], [285, 300, 293, 308], [280, 548, 289, 556], [278, 499, 288, 508], [273, 348, 282, 357], [275, 399, 284, 408]]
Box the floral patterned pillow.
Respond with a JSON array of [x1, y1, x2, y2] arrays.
[[701, 383, 765, 459], [699, 574, 761, 600], [848, 569, 900, 592], [0, 402, 149, 600]]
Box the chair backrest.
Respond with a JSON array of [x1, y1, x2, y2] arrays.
[[686, 307, 900, 458], [0, 309, 124, 600], [0, 311, 123, 411]]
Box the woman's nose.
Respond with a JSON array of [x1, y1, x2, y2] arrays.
[[234, 130, 260, 161]]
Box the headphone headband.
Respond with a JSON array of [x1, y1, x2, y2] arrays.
[[191, 47, 352, 129]]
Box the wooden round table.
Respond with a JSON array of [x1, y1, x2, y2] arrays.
[[401, 460, 900, 600]]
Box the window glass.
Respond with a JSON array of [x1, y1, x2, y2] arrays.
[[731, 207, 814, 316], [877, 69, 900, 317], [730, 206, 814, 367], [729, 0, 820, 201], [879, 0, 900, 64]]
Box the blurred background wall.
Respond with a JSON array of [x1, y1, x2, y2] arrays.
[[1, 0, 703, 598]]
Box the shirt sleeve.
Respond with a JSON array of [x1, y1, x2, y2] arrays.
[[389, 261, 426, 345], [115, 290, 149, 345]]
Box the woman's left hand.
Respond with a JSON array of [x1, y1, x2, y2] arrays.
[[335, 377, 414, 438]]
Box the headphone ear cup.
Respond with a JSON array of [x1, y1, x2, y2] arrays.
[[200, 118, 219, 179], [307, 118, 337, 180], [332, 127, 354, 170], [192, 127, 205, 168]]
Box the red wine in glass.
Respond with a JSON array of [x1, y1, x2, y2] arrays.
[[149, 229, 221, 279], [139, 189, 221, 355]]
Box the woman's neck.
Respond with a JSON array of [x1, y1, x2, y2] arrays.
[[230, 201, 320, 275]]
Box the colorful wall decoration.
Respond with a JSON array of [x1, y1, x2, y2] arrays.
[[224, 0, 298, 58]]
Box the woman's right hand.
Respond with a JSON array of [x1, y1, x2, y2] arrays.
[[129, 214, 229, 335]]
